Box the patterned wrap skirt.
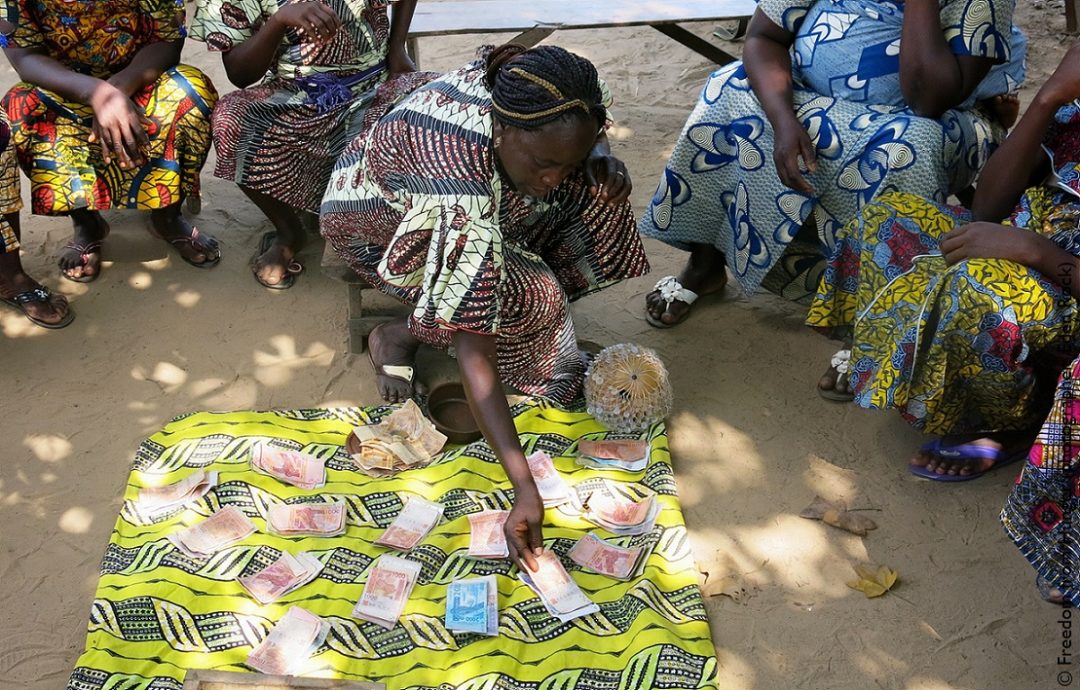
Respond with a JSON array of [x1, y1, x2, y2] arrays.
[[1002, 356, 1080, 606], [2, 65, 217, 215], [806, 192, 1080, 436], [0, 110, 22, 253]]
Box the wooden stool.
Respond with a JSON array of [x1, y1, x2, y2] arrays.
[[320, 243, 408, 354]]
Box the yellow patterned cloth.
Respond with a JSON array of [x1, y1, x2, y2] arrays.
[[2, 65, 217, 215], [66, 401, 718, 690], [0, 107, 22, 254]]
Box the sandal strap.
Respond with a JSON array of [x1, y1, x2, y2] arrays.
[[830, 349, 851, 374], [380, 364, 414, 383], [8, 286, 53, 304], [653, 275, 699, 306], [63, 240, 103, 255]]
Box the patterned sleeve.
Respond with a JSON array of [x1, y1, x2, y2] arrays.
[[940, 0, 1016, 63], [190, 0, 267, 51], [2, 0, 45, 51], [756, 0, 814, 34], [140, 0, 186, 42]]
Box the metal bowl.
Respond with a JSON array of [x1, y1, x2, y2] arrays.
[[427, 382, 482, 445]]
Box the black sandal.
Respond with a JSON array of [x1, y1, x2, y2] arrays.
[[1, 286, 74, 328], [251, 231, 303, 290]]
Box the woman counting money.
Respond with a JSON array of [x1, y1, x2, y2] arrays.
[[321, 44, 649, 569]]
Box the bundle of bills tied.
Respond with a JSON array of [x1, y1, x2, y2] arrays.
[[568, 533, 648, 580], [374, 495, 443, 551], [246, 606, 330, 676], [526, 451, 575, 507], [352, 555, 423, 629], [445, 574, 499, 636], [251, 442, 326, 490], [168, 506, 256, 558], [467, 510, 509, 559], [238, 550, 324, 604], [135, 468, 218, 517], [267, 502, 346, 537], [575, 438, 649, 472], [351, 400, 447, 476], [581, 486, 659, 536], [518, 550, 599, 622]]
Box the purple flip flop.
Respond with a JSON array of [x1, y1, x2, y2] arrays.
[[909, 438, 1028, 482]]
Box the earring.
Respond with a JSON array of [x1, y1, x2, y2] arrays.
[[494, 136, 502, 149]]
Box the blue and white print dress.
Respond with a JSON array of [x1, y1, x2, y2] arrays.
[[639, 0, 1026, 301]]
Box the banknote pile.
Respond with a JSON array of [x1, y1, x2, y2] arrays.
[[526, 451, 576, 507], [168, 506, 257, 558], [374, 496, 443, 551], [445, 575, 499, 636], [251, 443, 326, 490], [246, 606, 330, 676], [267, 502, 347, 537], [518, 550, 600, 622], [467, 510, 509, 559], [238, 551, 325, 604], [351, 400, 447, 476], [135, 468, 218, 517], [575, 438, 650, 472], [568, 533, 648, 580], [352, 555, 423, 629], [581, 486, 658, 536]]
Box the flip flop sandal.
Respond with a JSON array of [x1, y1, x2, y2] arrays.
[[367, 347, 417, 401], [909, 438, 1028, 482], [252, 231, 303, 290], [151, 223, 221, 268], [58, 239, 104, 283], [645, 275, 699, 329], [818, 349, 854, 402], [1, 286, 75, 329]]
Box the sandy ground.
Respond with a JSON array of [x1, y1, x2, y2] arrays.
[[2, 4, 1078, 689]]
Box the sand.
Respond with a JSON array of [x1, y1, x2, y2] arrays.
[[1, 4, 1076, 689]]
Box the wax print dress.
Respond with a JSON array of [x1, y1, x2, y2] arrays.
[[321, 60, 650, 405], [0, 108, 20, 254], [192, 0, 395, 213], [640, 0, 1026, 302], [806, 104, 1080, 436], [1, 0, 217, 214], [1002, 355, 1080, 606]]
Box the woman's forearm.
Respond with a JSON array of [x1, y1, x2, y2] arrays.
[[389, 0, 417, 51], [220, 15, 289, 87], [743, 14, 800, 132], [107, 40, 184, 98], [4, 48, 105, 104]]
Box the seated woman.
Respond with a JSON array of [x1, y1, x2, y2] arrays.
[[322, 45, 648, 565], [2, 1, 220, 283], [638, 0, 1025, 355], [191, 0, 416, 289], [0, 105, 71, 328], [807, 43, 1080, 481]]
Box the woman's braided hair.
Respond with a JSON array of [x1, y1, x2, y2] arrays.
[[484, 43, 606, 131]]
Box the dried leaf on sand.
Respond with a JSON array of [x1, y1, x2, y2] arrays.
[[847, 563, 898, 598], [799, 495, 878, 536]]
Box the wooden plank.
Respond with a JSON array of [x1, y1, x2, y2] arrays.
[[1069, 0, 1079, 33], [409, 0, 757, 37]]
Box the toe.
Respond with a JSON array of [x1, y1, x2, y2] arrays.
[[818, 369, 836, 392]]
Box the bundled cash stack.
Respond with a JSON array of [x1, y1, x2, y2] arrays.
[[238, 551, 325, 604], [467, 510, 510, 559], [251, 443, 326, 490], [568, 533, 649, 581], [351, 400, 448, 477], [518, 550, 600, 623], [581, 486, 659, 536], [374, 496, 443, 551], [135, 469, 218, 517], [575, 438, 650, 472], [246, 607, 330, 676], [445, 575, 499, 636], [267, 502, 347, 537], [168, 506, 257, 558], [526, 451, 576, 508], [352, 555, 423, 629]]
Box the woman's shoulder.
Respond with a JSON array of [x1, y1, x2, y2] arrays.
[[386, 60, 496, 136]]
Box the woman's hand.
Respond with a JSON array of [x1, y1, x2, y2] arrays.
[[270, 1, 341, 42], [772, 115, 816, 194], [387, 45, 416, 77], [505, 482, 545, 571], [940, 221, 1045, 266], [1037, 40, 1080, 110], [584, 153, 632, 205], [88, 83, 151, 169]]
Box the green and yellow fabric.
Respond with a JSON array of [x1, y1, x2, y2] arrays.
[[66, 400, 718, 690]]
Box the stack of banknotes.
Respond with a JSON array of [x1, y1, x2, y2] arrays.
[[246, 607, 330, 675], [352, 555, 423, 629], [267, 502, 347, 537], [445, 574, 499, 636], [238, 551, 325, 604], [467, 510, 509, 559], [251, 443, 326, 489], [526, 451, 576, 507], [374, 496, 443, 551], [168, 506, 257, 558], [134, 469, 218, 518], [518, 550, 600, 622], [568, 533, 650, 580], [581, 486, 659, 536], [351, 400, 447, 476], [575, 438, 650, 472]]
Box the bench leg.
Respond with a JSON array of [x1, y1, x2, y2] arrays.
[[407, 36, 421, 68], [347, 282, 366, 354], [652, 23, 739, 65], [1069, 0, 1079, 32]]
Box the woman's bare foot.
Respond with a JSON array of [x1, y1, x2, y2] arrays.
[[368, 318, 422, 403], [645, 243, 728, 327], [988, 93, 1021, 130], [253, 229, 305, 288], [910, 432, 1031, 479], [58, 210, 109, 282], [150, 204, 220, 267]]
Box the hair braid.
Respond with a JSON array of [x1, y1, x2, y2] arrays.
[[484, 44, 606, 131]]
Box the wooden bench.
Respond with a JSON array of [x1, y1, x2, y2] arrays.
[[1069, 0, 1080, 33], [321, 243, 409, 354]]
